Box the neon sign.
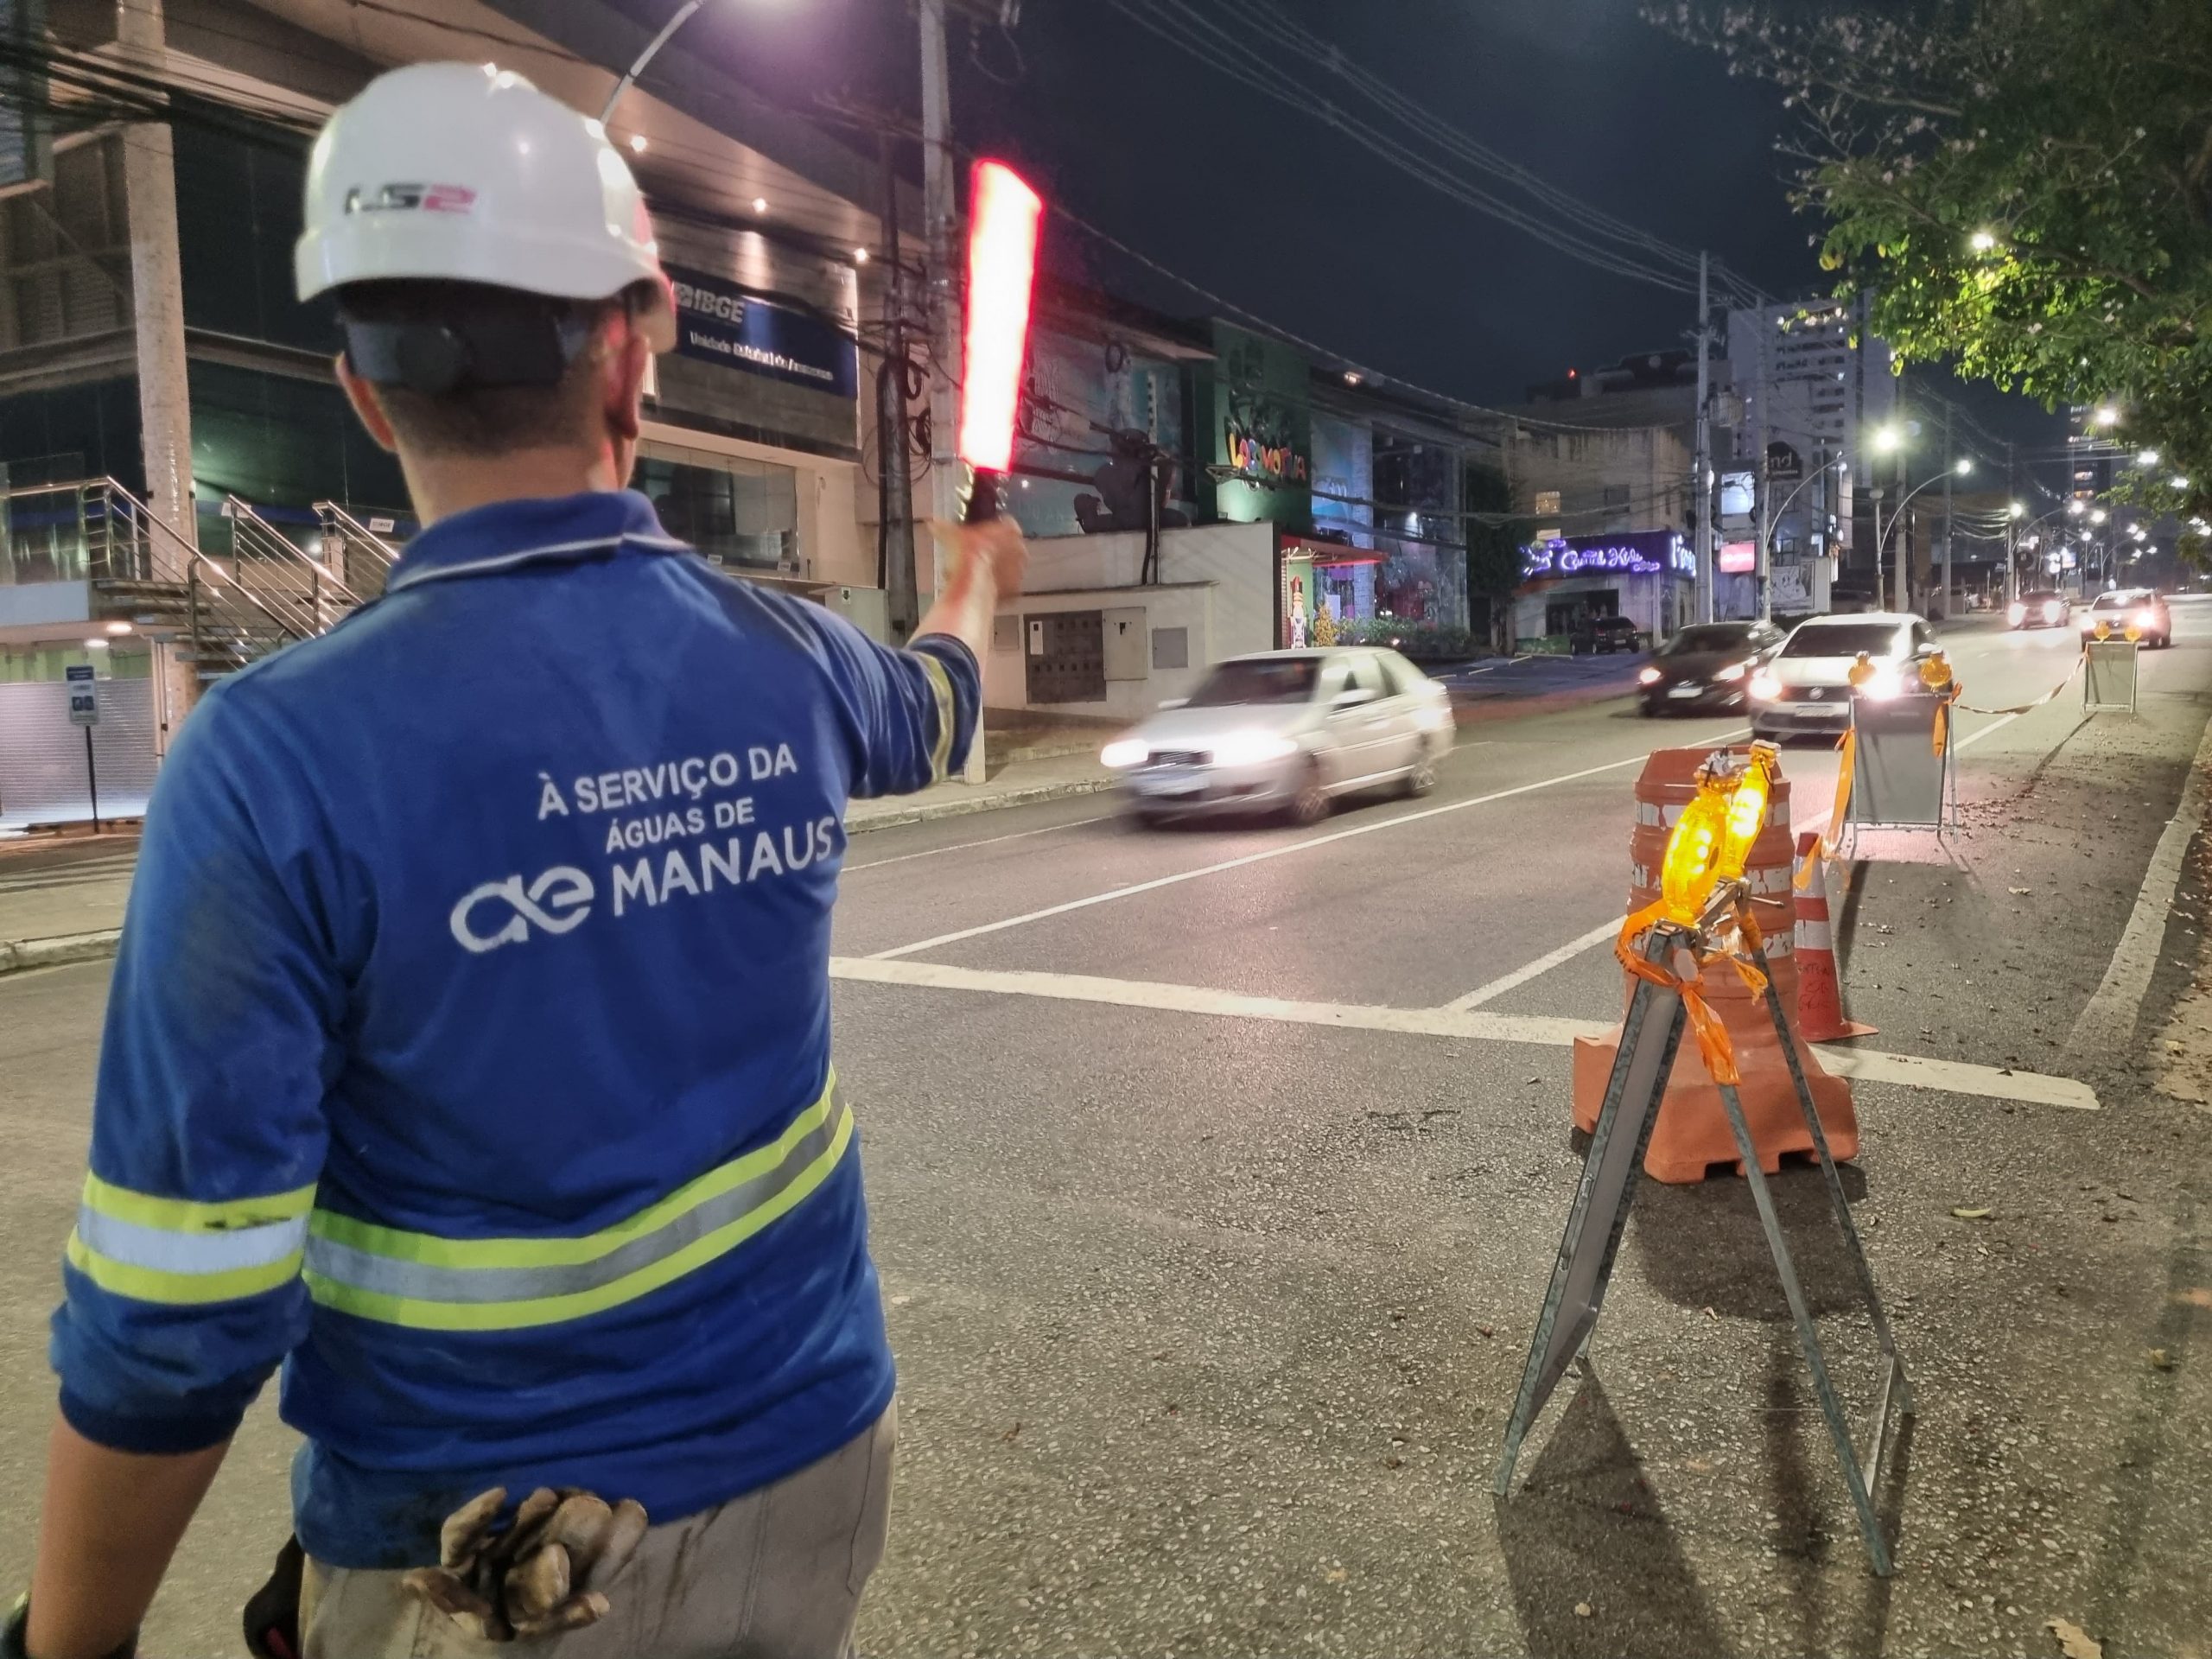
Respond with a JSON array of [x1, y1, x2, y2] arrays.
[[1520, 532, 1694, 581]]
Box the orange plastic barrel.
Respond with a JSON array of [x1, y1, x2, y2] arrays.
[[1572, 746, 1859, 1183]]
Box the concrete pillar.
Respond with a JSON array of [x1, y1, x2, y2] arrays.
[[118, 0, 199, 740]]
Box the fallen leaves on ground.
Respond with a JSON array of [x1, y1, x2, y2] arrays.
[[2149, 1348, 2178, 1371], [1952, 1206, 1993, 1220], [2046, 1616, 2102, 1659], [2176, 1287, 2212, 1308], [1573, 1602, 1594, 1618]]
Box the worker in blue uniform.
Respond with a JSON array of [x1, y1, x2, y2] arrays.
[[9, 60, 1024, 1659]]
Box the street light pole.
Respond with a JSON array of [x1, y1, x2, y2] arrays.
[[599, 0, 709, 125]]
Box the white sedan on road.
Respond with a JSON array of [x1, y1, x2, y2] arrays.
[[1103, 647, 1455, 825], [1748, 611, 1936, 741]]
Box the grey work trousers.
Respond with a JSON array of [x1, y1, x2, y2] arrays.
[[300, 1402, 896, 1659]]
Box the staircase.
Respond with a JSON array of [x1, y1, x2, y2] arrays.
[[0, 477, 391, 688], [313, 501, 400, 600]]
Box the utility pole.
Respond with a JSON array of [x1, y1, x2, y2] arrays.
[[1693, 251, 1714, 623], [1891, 439, 1907, 613], [1752, 298, 1771, 620], [1938, 402, 1953, 619], [918, 0, 986, 781], [918, 0, 961, 537], [877, 132, 918, 639]]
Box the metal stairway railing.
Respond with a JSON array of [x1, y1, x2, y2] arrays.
[[313, 500, 401, 600], [224, 494, 371, 633]]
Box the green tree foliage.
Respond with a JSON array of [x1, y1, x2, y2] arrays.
[[1659, 0, 2212, 541]]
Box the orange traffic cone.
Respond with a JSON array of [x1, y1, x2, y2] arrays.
[[1794, 830, 1874, 1042]]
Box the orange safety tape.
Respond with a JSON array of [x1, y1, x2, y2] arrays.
[[1954, 647, 2085, 716], [1799, 726, 1856, 887], [1615, 899, 1766, 1088]]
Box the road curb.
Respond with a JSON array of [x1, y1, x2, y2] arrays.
[[845, 775, 1116, 834], [0, 928, 123, 978]]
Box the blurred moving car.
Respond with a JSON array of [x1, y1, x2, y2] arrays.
[[2079, 587, 2171, 647], [1637, 619, 1787, 715], [1102, 647, 1454, 826], [2008, 590, 2070, 630], [1749, 612, 1934, 741]]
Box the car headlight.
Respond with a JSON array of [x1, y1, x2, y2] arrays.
[[1211, 730, 1300, 767], [2136, 609, 2158, 631], [1857, 668, 1903, 700], [1713, 660, 1748, 683], [1101, 738, 1149, 769], [1748, 671, 1782, 701], [1637, 666, 1662, 685], [2044, 600, 2064, 623], [2006, 601, 2026, 625]]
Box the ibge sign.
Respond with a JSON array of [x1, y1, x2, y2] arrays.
[[665, 264, 859, 400]]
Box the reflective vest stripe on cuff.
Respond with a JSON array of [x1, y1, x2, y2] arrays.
[[302, 1083, 851, 1332]]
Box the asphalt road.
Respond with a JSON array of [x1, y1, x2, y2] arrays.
[[3, 611, 2209, 1657]]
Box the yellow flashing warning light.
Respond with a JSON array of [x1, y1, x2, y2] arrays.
[[1846, 651, 1878, 688], [2093, 619, 2113, 641], [2123, 623, 2143, 642], [1918, 651, 1954, 691], [1659, 743, 1779, 925]]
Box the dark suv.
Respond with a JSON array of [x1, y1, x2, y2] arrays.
[[1578, 614, 1646, 655]]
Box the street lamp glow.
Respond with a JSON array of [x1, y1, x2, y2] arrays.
[[2068, 499, 2087, 515], [2094, 405, 2120, 427], [2172, 474, 2191, 490], [2137, 448, 2161, 465], [1954, 457, 1974, 476], [752, 196, 769, 214], [1872, 424, 1904, 453], [2009, 501, 2027, 518], [1968, 229, 1997, 251], [2091, 508, 2108, 524]]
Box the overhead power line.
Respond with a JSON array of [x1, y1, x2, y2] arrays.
[[1102, 0, 1768, 308]]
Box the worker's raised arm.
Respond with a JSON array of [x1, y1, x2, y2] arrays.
[[793, 515, 1025, 798], [27, 683, 341, 1656]]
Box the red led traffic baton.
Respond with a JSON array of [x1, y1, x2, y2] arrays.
[[957, 158, 1043, 524]]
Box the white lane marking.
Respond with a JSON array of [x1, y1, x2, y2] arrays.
[[1444, 918, 1623, 1011], [1955, 710, 2021, 750], [867, 743, 1741, 961], [2068, 708, 2212, 1052], [844, 814, 1113, 873], [830, 957, 2098, 1109]]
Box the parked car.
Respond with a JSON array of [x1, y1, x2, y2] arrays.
[[1578, 614, 1646, 655], [1749, 612, 1935, 741], [2080, 587, 2171, 647], [1637, 619, 1788, 715], [2008, 590, 2071, 630], [1101, 647, 1455, 826]]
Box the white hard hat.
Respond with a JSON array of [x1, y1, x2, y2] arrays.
[[296, 62, 675, 352]]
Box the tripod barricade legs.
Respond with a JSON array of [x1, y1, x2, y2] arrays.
[[1495, 905, 1913, 1577]]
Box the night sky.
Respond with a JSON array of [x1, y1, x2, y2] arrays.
[[676, 0, 2063, 454]]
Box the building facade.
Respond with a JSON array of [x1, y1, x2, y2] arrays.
[[0, 0, 890, 829]]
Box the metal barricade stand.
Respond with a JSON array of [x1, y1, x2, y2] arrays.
[[1492, 879, 1914, 1576], [1834, 688, 1955, 859], [2083, 637, 2139, 714]]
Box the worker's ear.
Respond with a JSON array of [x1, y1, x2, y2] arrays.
[[335, 353, 400, 454], [601, 314, 648, 446]]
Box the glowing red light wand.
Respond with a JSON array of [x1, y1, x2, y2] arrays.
[[957, 159, 1043, 524]]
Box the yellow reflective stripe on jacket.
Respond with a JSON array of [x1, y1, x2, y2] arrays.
[[919, 653, 957, 781], [66, 1174, 316, 1306], [302, 1079, 852, 1332]]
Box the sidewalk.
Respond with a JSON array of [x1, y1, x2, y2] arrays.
[[0, 753, 1113, 970]]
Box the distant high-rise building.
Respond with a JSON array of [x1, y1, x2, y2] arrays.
[[1725, 296, 1898, 609]]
